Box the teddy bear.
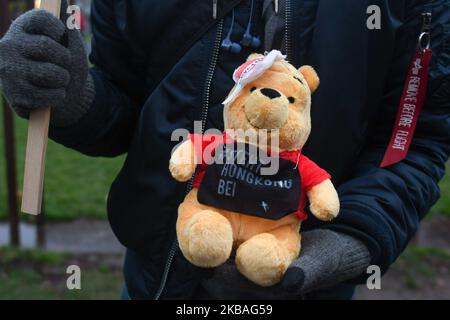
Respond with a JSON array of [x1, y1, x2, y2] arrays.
[[169, 50, 340, 287]]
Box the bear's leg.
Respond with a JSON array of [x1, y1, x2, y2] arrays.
[[177, 199, 233, 268], [236, 225, 301, 287]]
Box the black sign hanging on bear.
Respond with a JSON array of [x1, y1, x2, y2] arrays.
[[197, 142, 301, 220]]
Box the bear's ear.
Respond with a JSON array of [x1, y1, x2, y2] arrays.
[[298, 65, 320, 93], [247, 53, 264, 61]]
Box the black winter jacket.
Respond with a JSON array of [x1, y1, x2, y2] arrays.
[[49, 0, 450, 299]]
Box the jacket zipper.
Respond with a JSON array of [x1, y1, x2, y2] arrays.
[[201, 19, 224, 132], [284, 0, 292, 60], [154, 19, 225, 300]]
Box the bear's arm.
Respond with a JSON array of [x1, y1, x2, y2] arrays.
[[169, 139, 197, 182], [300, 155, 339, 221], [169, 133, 224, 182]]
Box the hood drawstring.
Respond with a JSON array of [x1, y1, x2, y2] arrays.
[[263, 0, 286, 52], [213, 0, 218, 19]]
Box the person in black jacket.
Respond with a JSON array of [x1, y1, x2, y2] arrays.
[[0, 0, 449, 300]]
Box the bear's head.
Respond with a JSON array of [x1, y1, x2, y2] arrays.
[[223, 53, 319, 151]]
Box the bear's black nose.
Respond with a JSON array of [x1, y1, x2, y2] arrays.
[[260, 88, 281, 99]]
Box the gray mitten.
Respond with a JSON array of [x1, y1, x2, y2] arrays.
[[200, 229, 371, 299], [0, 5, 94, 127], [281, 229, 371, 295]]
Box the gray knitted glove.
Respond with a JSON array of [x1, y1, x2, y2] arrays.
[[0, 5, 94, 127], [200, 229, 371, 299]]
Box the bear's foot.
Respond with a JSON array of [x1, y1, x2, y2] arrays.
[[178, 210, 233, 268], [236, 233, 290, 287]]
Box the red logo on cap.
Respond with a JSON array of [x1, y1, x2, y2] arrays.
[[233, 57, 264, 83]]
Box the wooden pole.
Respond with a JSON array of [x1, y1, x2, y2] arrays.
[[1, 0, 20, 246], [25, 0, 47, 246], [21, 0, 61, 215]]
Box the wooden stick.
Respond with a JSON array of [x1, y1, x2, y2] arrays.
[[21, 0, 62, 215]]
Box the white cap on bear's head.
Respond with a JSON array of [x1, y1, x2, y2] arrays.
[[222, 50, 287, 105]]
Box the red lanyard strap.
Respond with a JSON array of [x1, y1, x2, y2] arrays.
[[380, 12, 433, 168]]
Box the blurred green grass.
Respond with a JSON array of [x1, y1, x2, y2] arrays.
[[0, 98, 125, 221], [0, 268, 123, 300], [0, 246, 122, 300], [0, 98, 449, 221], [1, 245, 449, 299], [392, 245, 450, 289]]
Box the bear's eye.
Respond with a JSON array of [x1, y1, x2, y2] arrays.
[[250, 87, 257, 92], [288, 97, 296, 104], [294, 76, 304, 85]]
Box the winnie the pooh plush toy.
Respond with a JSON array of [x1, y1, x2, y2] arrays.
[[169, 50, 340, 287]]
